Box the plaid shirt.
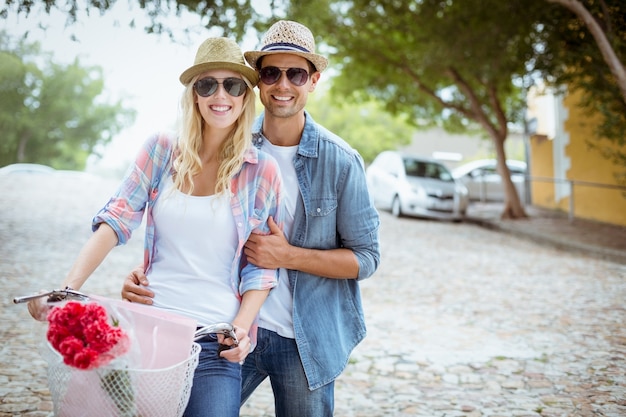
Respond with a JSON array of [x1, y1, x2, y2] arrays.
[[92, 132, 283, 298]]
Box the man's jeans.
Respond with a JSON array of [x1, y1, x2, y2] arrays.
[[241, 327, 335, 417], [184, 336, 241, 417]]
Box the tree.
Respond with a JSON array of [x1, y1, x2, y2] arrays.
[[0, 0, 268, 42], [286, 0, 548, 219], [0, 32, 136, 169], [535, 0, 626, 181], [545, 0, 626, 105], [8, 0, 624, 205]]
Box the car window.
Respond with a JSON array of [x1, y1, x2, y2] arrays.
[[404, 159, 424, 177], [425, 163, 453, 181], [404, 159, 453, 181], [467, 166, 493, 177], [508, 166, 526, 175]]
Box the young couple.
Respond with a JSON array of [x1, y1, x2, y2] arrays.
[[29, 20, 380, 417]]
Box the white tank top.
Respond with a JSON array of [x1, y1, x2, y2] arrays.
[[147, 176, 239, 327], [258, 138, 298, 338]]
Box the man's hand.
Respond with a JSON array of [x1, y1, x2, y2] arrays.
[[121, 265, 154, 304], [244, 216, 289, 269]]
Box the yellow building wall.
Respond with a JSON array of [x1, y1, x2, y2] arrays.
[[529, 135, 558, 208], [530, 89, 626, 226]]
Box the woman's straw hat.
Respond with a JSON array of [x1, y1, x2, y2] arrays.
[[179, 37, 259, 87], [244, 20, 328, 72]]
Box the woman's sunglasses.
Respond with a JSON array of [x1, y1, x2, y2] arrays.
[[193, 77, 248, 97], [259, 66, 309, 86]]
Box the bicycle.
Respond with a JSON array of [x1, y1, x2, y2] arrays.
[[14, 288, 238, 417]]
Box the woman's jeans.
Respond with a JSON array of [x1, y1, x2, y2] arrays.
[[184, 336, 241, 417], [241, 327, 335, 417]]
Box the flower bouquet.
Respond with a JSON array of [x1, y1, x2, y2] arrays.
[[40, 296, 200, 417]]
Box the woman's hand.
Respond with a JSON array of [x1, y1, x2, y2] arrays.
[[27, 292, 51, 321], [218, 326, 251, 364]]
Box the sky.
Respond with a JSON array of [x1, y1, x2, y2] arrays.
[[2, 3, 265, 174]]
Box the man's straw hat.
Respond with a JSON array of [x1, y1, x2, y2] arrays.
[[179, 37, 259, 87], [244, 20, 328, 72]]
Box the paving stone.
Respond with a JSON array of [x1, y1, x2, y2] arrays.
[[1, 175, 625, 416]]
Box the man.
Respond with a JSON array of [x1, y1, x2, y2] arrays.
[[122, 20, 380, 416]]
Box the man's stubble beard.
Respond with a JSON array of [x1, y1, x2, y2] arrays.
[[261, 95, 307, 120]]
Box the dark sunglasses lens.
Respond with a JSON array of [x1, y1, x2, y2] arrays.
[[259, 67, 282, 85], [194, 78, 246, 97], [286, 68, 308, 86], [259, 67, 309, 86], [223, 78, 247, 97], [194, 78, 218, 97]]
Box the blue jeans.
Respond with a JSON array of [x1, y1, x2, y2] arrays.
[[241, 328, 335, 417], [184, 336, 241, 417]]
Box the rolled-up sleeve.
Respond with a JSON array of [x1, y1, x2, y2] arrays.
[[337, 153, 381, 281], [92, 134, 172, 245], [236, 151, 284, 295]]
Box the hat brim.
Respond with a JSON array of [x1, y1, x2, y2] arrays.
[[244, 51, 328, 73], [179, 62, 260, 87]]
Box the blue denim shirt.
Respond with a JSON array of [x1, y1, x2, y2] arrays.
[[252, 111, 381, 389]]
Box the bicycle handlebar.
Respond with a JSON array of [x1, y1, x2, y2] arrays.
[[13, 288, 90, 304], [194, 323, 239, 346], [14, 288, 239, 346]]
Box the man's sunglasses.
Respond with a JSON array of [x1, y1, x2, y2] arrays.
[[193, 77, 248, 97], [259, 66, 309, 86]]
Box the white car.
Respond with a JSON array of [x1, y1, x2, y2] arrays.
[[0, 163, 55, 175], [452, 159, 527, 202], [366, 151, 469, 221]]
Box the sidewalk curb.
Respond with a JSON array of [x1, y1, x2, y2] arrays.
[[466, 216, 626, 265]]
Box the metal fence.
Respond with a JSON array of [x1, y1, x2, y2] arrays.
[[525, 176, 626, 222]]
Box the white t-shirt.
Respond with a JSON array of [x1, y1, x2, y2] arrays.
[[258, 138, 299, 338], [147, 176, 239, 327]]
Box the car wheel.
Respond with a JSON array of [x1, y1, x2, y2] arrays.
[[391, 196, 402, 217]]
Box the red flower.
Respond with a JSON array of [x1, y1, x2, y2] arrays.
[[72, 348, 100, 369], [47, 301, 129, 370]]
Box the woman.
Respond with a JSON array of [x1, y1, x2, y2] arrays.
[[28, 37, 283, 417]]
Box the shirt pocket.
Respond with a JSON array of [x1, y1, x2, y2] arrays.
[[309, 197, 337, 217], [307, 197, 338, 247]]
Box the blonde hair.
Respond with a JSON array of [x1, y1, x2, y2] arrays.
[[174, 76, 256, 196]]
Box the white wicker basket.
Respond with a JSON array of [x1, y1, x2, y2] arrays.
[[42, 342, 201, 417]]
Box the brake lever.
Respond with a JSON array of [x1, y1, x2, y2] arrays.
[[194, 322, 239, 346], [13, 288, 90, 304]]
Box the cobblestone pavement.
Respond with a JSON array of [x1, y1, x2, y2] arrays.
[[1, 174, 625, 417]]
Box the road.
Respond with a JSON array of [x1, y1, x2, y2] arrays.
[[1, 174, 624, 416]]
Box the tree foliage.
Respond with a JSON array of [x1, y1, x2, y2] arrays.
[[534, 0, 626, 176], [0, 0, 281, 41], [5, 0, 625, 202], [306, 88, 414, 164], [545, 0, 626, 105], [286, 0, 545, 218], [0, 32, 136, 169]]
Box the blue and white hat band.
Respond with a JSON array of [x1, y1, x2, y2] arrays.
[[262, 42, 311, 54]]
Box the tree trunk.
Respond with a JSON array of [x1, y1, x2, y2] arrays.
[[547, 0, 626, 105], [17, 135, 28, 162], [491, 132, 528, 219], [444, 69, 529, 220]]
